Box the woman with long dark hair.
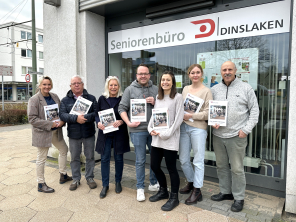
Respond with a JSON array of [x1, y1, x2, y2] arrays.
[[147, 71, 183, 211]]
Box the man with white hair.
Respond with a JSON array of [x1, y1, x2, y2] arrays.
[[211, 61, 259, 212], [60, 75, 98, 191]]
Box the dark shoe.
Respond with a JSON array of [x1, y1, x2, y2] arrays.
[[185, 188, 203, 205], [87, 178, 97, 189], [179, 182, 193, 194], [161, 192, 179, 211], [115, 182, 122, 193], [59, 173, 73, 184], [38, 183, 55, 193], [231, 200, 244, 212], [149, 187, 169, 202], [211, 192, 234, 201], [69, 180, 80, 191], [100, 186, 109, 199]]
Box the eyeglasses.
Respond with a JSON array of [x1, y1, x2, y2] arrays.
[[71, 82, 83, 86], [137, 73, 150, 76]]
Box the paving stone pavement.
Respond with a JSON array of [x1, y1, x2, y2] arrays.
[[0, 124, 291, 222]]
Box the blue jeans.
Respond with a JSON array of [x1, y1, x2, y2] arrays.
[[69, 136, 95, 181], [101, 136, 123, 187], [179, 123, 207, 188], [130, 131, 158, 189]]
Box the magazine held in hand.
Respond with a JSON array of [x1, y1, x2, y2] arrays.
[[70, 96, 92, 115], [130, 99, 147, 122], [44, 104, 60, 122], [208, 100, 228, 126], [98, 108, 119, 134], [184, 93, 204, 122], [152, 108, 169, 131]]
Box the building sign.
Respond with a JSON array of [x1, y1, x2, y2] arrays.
[[0, 66, 13, 76], [108, 0, 290, 54]]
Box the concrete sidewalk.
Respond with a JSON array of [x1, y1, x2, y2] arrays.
[[0, 124, 289, 221]]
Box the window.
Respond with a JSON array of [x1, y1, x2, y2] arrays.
[[39, 51, 43, 59], [21, 49, 26, 57], [28, 67, 32, 73], [27, 32, 32, 40], [38, 34, 43, 43], [22, 66, 26, 75], [27, 49, 32, 58], [39, 68, 44, 73], [109, 32, 290, 179], [21, 31, 26, 39]]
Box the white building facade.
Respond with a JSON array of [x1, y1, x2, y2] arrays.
[[43, 0, 296, 214], [0, 22, 44, 101]]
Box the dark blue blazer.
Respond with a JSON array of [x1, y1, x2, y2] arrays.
[[95, 95, 130, 155]]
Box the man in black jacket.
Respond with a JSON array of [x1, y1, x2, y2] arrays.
[[60, 75, 98, 191]]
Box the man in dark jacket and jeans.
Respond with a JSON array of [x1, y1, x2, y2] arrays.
[[60, 75, 98, 191]]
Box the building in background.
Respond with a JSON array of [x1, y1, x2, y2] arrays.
[[0, 22, 44, 101], [43, 0, 296, 214]]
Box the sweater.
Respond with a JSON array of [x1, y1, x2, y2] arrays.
[[147, 93, 184, 151], [211, 77, 259, 138], [118, 80, 158, 133], [182, 85, 213, 130]]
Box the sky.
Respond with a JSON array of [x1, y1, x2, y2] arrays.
[[0, 0, 43, 29]]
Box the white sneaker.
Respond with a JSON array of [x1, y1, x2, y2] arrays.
[[137, 188, 145, 201], [148, 182, 160, 191]]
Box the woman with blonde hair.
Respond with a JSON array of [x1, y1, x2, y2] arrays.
[[28, 76, 72, 193], [95, 76, 130, 198], [179, 64, 213, 204]]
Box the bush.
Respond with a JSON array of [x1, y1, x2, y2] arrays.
[[0, 109, 28, 124], [0, 102, 28, 125]]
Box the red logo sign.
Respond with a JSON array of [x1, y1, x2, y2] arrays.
[[25, 74, 30, 83], [191, 19, 215, 38]]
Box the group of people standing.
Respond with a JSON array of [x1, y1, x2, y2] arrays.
[[28, 61, 259, 213]]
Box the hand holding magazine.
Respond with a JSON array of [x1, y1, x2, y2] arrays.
[[130, 99, 147, 122], [152, 108, 169, 132], [98, 108, 119, 134], [44, 104, 60, 122], [184, 93, 204, 122], [70, 96, 92, 115], [208, 100, 228, 126]]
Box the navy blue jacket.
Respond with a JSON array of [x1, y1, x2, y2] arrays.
[[60, 89, 97, 139], [95, 95, 130, 155]]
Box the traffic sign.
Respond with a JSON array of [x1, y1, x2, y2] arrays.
[[25, 74, 31, 83], [0, 66, 13, 76]]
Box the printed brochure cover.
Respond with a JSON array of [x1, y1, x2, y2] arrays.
[[184, 93, 204, 122], [130, 99, 147, 122], [98, 108, 119, 134], [208, 100, 228, 126], [70, 96, 92, 115], [44, 104, 60, 122], [152, 108, 169, 131]]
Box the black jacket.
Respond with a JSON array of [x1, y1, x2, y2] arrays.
[[95, 95, 130, 155], [60, 89, 97, 139]]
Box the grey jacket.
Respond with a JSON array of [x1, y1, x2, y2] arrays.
[[211, 77, 259, 138], [28, 91, 64, 147], [118, 80, 158, 133]]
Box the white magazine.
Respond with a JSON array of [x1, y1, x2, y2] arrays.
[[98, 108, 119, 134], [208, 100, 228, 126], [44, 104, 60, 122], [70, 96, 92, 115], [184, 93, 204, 122], [152, 108, 169, 131], [130, 99, 147, 122]]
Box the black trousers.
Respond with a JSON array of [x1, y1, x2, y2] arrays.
[[150, 146, 180, 193]]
